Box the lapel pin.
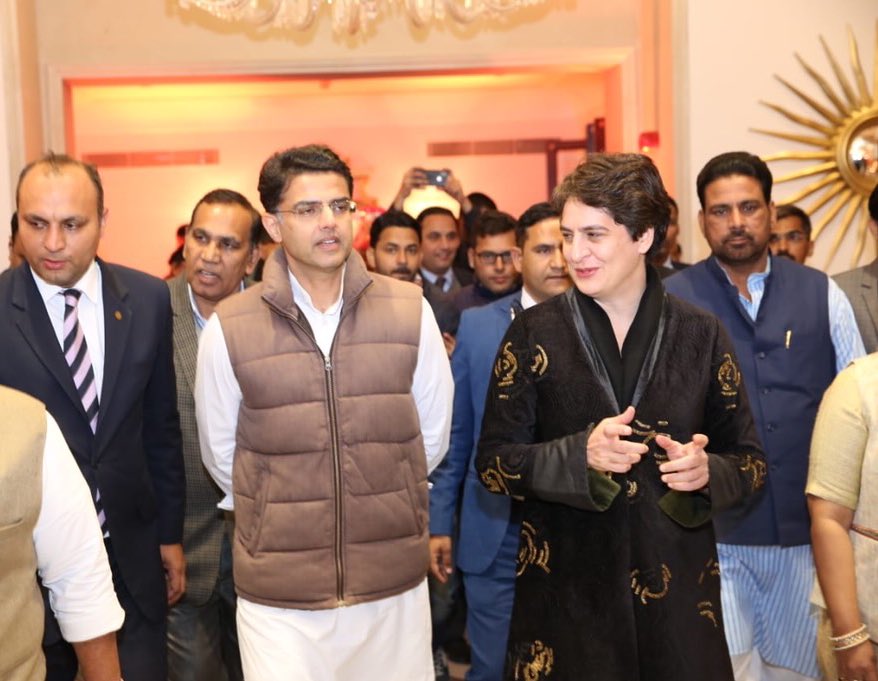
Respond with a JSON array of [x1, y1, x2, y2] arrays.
[[114, 310, 122, 320]]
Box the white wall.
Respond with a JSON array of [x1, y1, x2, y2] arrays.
[[679, 0, 877, 272]]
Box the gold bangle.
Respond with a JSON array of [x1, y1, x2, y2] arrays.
[[830, 624, 871, 651]]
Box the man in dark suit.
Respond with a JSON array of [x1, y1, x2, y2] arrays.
[[365, 209, 459, 352], [167, 188, 260, 681], [428, 202, 570, 681], [834, 185, 878, 353], [0, 153, 185, 681]]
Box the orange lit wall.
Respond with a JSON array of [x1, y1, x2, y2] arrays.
[[71, 73, 608, 276]]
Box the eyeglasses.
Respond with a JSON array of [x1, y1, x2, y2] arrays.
[[475, 250, 514, 266], [275, 199, 357, 221]]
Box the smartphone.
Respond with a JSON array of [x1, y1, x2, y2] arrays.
[[423, 169, 448, 186]]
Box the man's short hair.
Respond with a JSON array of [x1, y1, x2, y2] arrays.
[[696, 151, 773, 208], [468, 192, 497, 213], [869, 184, 878, 222], [553, 153, 670, 258], [16, 152, 105, 217], [10, 212, 18, 238], [168, 244, 184, 267], [189, 188, 261, 246], [416, 206, 457, 226], [369, 210, 420, 248], [516, 202, 559, 247], [469, 209, 517, 247], [258, 145, 353, 214], [775, 204, 812, 239]]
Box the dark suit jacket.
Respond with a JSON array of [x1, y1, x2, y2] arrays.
[[422, 281, 461, 336], [429, 290, 520, 574], [168, 274, 230, 605], [0, 260, 184, 625], [834, 258, 878, 353]]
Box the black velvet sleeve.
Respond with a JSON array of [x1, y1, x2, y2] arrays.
[[475, 314, 620, 512]]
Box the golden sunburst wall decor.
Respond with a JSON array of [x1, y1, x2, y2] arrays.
[[753, 23, 878, 269]]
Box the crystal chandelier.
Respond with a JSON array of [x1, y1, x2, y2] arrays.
[[179, 0, 546, 36]]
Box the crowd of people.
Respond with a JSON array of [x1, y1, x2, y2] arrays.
[[1, 144, 878, 681]]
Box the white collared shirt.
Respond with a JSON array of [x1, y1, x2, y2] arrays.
[[520, 286, 538, 311], [31, 261, 105, 399]]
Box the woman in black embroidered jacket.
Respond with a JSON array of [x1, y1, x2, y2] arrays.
[[475, 153, 766, 681]]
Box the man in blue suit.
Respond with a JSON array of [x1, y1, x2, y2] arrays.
[[0, 153, 185, 681], [429, 202, 570, 680]]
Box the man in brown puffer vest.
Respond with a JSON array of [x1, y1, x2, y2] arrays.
[[195, 145, 453, 681]]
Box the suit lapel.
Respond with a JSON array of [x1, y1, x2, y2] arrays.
[[99, 261, 133, 433], [169, 275, 199, 394], [862, 260, 878, 341], [11, 266, 84, 414], [498, 291, 521, 325]]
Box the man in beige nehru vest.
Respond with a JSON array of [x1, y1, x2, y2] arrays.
[[195, 144, 453, 681], [0, 386, 124, 681]]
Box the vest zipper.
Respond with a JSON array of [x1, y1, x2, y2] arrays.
[[323, 352, 346, 606]]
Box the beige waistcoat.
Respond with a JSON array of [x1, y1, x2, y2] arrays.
[[0, 387, 47, 681]]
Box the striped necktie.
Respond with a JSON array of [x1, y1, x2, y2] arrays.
[[63, 289, 99, 432], [63, 289, 107, 531]]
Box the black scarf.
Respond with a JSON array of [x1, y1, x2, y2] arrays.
[[574, 265, 664, 409]]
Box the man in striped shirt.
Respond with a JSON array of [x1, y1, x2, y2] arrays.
[[664, 151, 865, 681]]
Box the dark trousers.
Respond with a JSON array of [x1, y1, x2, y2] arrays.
[[167, 531, 243, 681]]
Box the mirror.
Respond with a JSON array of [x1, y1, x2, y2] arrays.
[[754, 25, 878, 268], [848, 123, 878, 178]]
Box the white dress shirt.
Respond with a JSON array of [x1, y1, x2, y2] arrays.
[[195, 267, 453, 511], [35, 413, 125, 642], [31, 261, 106, 399]]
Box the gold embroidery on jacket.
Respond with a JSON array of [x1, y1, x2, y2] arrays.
[[626, 480, 638, 498], [631, 419, 660, 447], [697, 557, 721, 585], [630, 564, 672, 604], [718, 353, 741, 399], [517, 521, 550, 576], [698, 600, 718, 627], [495, 342, 518, 388], [513, 640, 554, 680], [530, 344, 548, 376], [739, 454, 767, 491], [480, 457, 521, 496]]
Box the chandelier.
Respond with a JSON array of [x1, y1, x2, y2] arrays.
[[179, 0, 545, 36]]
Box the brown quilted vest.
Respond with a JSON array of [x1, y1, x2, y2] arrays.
[[216, 249, 427, 609], [0, 388, 47, 681]]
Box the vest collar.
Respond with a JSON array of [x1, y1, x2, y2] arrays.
[[261, 247, 373, 320]]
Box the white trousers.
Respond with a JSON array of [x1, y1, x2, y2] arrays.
[[236, 581, 432, 681]]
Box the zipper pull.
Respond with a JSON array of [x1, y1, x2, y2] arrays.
[[324, 354, 332, 371]]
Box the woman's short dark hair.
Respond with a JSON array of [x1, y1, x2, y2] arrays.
[[553, 153, 670, 258]]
